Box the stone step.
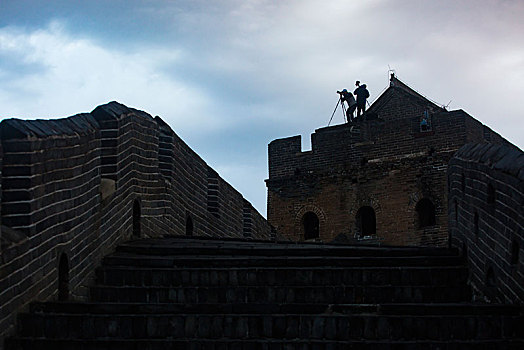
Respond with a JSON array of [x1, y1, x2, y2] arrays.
[[102, 253, 465, 268], [18, 312, 523, 340], [96, 266, 469, 287], [89, 285, 471, 304], [116, 238, 460, 258], [7, 338, 524, 350], [27, 302, 335, 315], [29, 302, 523, 317]]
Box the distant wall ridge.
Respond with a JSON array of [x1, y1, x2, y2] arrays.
[[453, 142, 524, 179], [449, 142, 523, 304]]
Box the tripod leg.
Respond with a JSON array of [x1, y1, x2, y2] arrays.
[[328, 98, 341, 126]]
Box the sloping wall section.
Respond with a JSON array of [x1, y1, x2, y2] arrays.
[[449, 143, 523, 303], [0, 102, 272, 343]]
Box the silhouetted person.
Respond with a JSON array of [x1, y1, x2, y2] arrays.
[[354, 80, 370, 118], [337, 89, 356, 122]]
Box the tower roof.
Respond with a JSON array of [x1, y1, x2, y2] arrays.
[[368, 74, 446, 116]]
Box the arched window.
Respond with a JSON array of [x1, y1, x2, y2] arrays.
[[462, 242, 468, 259], [415, 198, 436, 228], [486, 266, 496, 287], [303, 212, 319, 240], [356, 206, 376, 236], [186, 215, 194, 236], [474, 211, 479, 236], [510, 239, 519, 265], [58, 253, 69, 301], [487, 183, 496, 205], [133, 199, 141, 238]]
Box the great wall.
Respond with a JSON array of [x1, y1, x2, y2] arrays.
[[0, 77, 522, 348], [0, 102, 273, 346]]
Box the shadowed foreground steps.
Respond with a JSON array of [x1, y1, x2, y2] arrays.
[[7, 236, 524, 350]]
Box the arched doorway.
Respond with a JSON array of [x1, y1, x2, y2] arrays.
[[186, 214, 194, 236], [303, 212, 319, 240], [133, 199, 141, 237], [510, 239, 519, 265], [356, 206, 376, 236], [58, 253, 69, 301], [415, 198, 436, 228]]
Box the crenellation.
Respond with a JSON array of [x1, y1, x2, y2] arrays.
[[267, 77, 517, 246], [0, 101, 273, 346]]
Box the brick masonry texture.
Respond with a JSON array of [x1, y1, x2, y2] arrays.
[[448, 143, 524, 304], [266, 77, 514, 246], [0, 102, 272, 345]]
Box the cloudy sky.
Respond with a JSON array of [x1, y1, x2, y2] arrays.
[[1, 0, 523, 216]]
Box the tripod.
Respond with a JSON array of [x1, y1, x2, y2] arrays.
[[328, 98, 349, 126]]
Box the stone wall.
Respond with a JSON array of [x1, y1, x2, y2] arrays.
[[0, 102, 272, 344], [448, 143, 523, 304], [267, 77, 512, 246]]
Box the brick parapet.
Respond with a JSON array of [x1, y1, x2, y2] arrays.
[[0, 114, 103, 345], [0, 143, 2, 248], [267, 78, 514, 245], [449, 143, 523, 304], [0, 102, 272, 346], [268, 110, 471, 183], [267, 136, 303, 179]]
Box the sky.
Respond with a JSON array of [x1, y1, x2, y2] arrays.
[[0, 0, 523, 216]]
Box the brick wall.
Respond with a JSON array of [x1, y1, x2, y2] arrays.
[[0, 102, 272, 345], [0, 114, 103, 343], [449, 143, 523, 303], [153, 116, 271, 239], [0, 143, 2, 245], [267, 78, 513, 246]]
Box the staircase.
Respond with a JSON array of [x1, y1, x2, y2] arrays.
[[7, 237, 524, 349]]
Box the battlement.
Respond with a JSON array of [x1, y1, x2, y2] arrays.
[[268, 109, 480, 181], [266, 78, 515, 246], [449, 143, 523, 303], [0, 102, 273, 343]]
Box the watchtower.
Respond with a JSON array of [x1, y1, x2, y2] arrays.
[[266, 75, 512, 246]]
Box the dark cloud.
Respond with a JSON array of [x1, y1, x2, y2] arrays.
[[1, 0, 523, 215]]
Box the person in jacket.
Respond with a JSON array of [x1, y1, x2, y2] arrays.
[[354, 81, 370, 118], [337, 89, 357, 122]]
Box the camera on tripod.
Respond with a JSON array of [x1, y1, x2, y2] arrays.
[[328, 89, 356, 126]]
